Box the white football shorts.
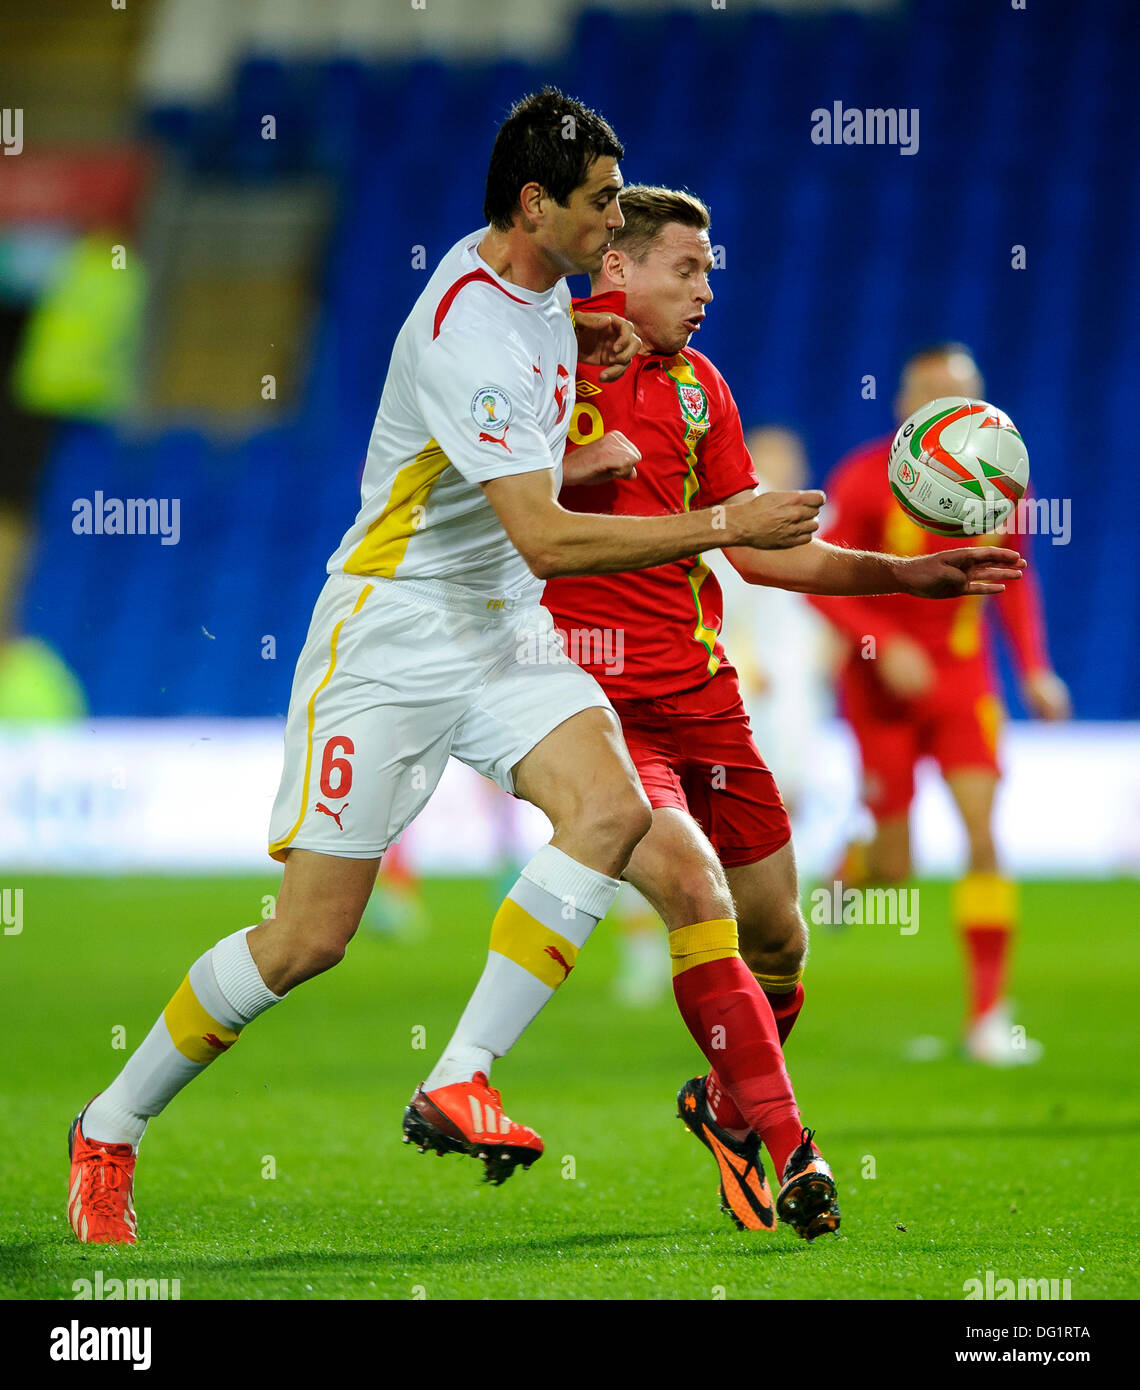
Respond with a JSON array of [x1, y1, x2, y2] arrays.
[[267, 572, 612, 861]]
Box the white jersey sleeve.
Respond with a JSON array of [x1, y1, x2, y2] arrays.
[[416, 326, 557, 485]]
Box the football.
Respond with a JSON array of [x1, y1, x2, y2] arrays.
[[887, 396, 1029, 537]]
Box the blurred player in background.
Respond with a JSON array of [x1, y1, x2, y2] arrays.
[[811, 344, 1071, 1066], [541, 189, 1026, 1236]]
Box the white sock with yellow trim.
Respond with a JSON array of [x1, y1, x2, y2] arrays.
[[423, 845, 620, 1090], [84, 926, 284, 1147]]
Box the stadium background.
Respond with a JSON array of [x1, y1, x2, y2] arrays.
[[2, 0, 1139, 1309], [2, 0, 1137, 876]]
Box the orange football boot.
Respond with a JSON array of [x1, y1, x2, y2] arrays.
[[676, 1076, 775, 1232], [403, 1071, 543, 1185], [67, 1101, 138, 1245], [776, 1127, 841, 1241]]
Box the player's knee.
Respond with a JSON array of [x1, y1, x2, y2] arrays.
[[659, 861, 733, 930], [265, 921, 354, 990], [583, 788, 653, 865], [739, 903, 807, 976]]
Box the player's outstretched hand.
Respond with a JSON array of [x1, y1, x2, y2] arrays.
[[561, 430, 640, 486], [574, 310, 641, 381], [898, 547, 1026, 598], [731, 489, 825, 549]]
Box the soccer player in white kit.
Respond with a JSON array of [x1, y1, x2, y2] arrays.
[[67, 90, 832, 1241]]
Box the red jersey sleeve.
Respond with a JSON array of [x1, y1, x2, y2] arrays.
[[989, 512, 1051, 677], [689, 355, 758, 506]]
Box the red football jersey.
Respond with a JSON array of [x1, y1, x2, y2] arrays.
[[542, 291, 758, 700], [812, 434, 1049, 673]]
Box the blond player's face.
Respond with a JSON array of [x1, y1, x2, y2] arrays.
[[621, 223, 715, 356], [542, 157, 624, 275]]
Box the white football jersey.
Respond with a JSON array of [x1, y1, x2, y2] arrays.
[[328, 230, 577, 601]]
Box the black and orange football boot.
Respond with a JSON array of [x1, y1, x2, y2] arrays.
[[402, 1071, 543, 1185], [676, 1076, 775, 1232], [776, 1127, 841, 1241]]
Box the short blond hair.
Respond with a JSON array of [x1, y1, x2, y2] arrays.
[[610, 184, 710, 262]]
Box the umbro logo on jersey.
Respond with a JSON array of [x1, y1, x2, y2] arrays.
[[315, 800, 348, 830], [575, 378, 602, 397], [478, 427, 512, 453]]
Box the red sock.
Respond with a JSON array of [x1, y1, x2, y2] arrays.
[[709, 984, 804, 1128], [954, 874, 1016, 1023], [962, 926, 1010, 1019], [674, 955, 803, 1178], [706, 1068, 746, 1132], [764, 982, 805, 1046]]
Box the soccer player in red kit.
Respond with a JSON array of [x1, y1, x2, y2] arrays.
[[541, 189, 1027, 1235], [810, 344, 1070, 1066]]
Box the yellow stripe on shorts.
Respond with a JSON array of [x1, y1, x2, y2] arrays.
[[163, 976, 240, 1065], [490, 898, 581, 989], [268, 583, 374, 860]]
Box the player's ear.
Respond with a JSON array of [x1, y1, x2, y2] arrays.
[[517, 181, 546, 226], [602, 247, 626, 287]]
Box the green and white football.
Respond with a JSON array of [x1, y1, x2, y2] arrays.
[[888, 397, 1029, 537]]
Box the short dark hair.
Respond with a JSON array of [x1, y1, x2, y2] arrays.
[[483, 87, 624, 231], [607, 184, 711, 262]]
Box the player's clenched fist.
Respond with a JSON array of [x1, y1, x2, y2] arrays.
[[728, 489, 825, 550], [562, 430, 641, 486]]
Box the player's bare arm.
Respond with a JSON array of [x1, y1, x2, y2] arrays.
[[481, 469, 823, 578], [722, 490, 1025, 598]]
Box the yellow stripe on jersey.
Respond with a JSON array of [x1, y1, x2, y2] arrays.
[[268, 583, 374, 861], [490, 898, 581, 989], [686, 561, 721, 674], [344, 439, 450, 578], [163, 976, 240, 1065], [664, 357, 720, 676], [949, 594, 983, 659]]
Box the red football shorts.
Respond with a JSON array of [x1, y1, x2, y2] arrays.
[[609, 664, 791, 868], [840, 655, 1003, 820]]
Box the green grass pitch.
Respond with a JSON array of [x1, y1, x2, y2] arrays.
[[2, 874, 1137, 1301]]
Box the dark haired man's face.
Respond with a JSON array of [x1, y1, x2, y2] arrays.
[[538, 156, 624, 275]]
